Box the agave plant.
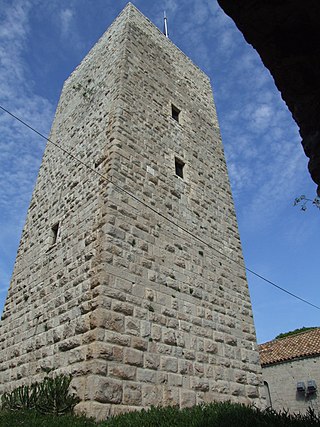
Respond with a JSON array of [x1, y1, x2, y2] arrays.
[[36, 375, 80, 416], [1, 382, 39, 411], [1, 374, 79, 416]]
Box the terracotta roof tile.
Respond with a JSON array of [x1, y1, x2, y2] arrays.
[[258, 328, 320, 366]]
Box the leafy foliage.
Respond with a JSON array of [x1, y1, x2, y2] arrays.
[[1, 400, 319, 426], [36, 375, 80, 415], [294, 195, 320, 211], [1, 383, 38, 411], [275, 326, 318, 340], [0, 410, 98, 427], [104, 403, 320, 427], [1, 374, 80, 416]]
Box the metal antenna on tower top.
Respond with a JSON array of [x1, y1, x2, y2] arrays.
[[163, 11, 169, 38]]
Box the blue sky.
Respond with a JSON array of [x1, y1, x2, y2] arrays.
[[0, 0, 319, 344]]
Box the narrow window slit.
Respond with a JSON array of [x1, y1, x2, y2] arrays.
[[171, 104, 180, 122], [51, 222, 60, 245], [175, 158, 185, 179]]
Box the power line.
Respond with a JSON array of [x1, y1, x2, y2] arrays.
[[246, 268, 320, 310], [1, 103, 319, 311]]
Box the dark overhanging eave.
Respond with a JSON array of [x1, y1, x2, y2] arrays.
[[217, 0, 320, 195]]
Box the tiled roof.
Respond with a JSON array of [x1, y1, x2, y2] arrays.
[[259, 328, 320, 366]]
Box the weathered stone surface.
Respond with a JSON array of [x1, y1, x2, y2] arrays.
[[161, 356, 178, 373], [163, 387, 180, 406], [91, 377, 123, 404], [137, 368, 157, 384], [0, 2, 265, 416], [123, 383, 142, 406], [180, 390, 196, 408], [144, 353, 160, 370], [123, 348, 143, 367], [142, 385, 163, 407], [90, 309, 125, 333]]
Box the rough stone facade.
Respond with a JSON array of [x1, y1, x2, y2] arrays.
[[0, 3, 265, 419], [262, 357, 319, 413]]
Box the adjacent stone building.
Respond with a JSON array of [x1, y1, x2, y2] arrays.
[[0, 3, 265, 419], [259, 328, 320, 413]]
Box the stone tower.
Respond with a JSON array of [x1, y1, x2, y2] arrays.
[[0, 3, 265, 419]]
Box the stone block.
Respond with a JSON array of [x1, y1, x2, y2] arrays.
[[109, 363, 136, 380], [179, 360, 193, 375], [131, 337, 148, 351], [91, 377, 123, 404], [125, 317, 140, 336], [123, 383, 142, 406], [181, 390, 196, 407], [90, 309, 124, 333], [112, 346, 124, 362], [163, 387, 180, 406], [151, 324, 162, 341], [142, 385, 162, 407], [160, 356, 178, 373], [123, 348, 143, 367], [163, 329, 176, 346], [107, 332, 130, 347], [204, 339, 218, 354], [58, 337, 80, 352], [168, 373, 183, 387], [140, 320, 151, 338], [246, 385, 260, 398], [144, 353, 160, 370], [137, 368, 157, 383], [87, 342, 113, 360], [112, 301, 134, 316], [231, 383, 245, 397], [192, 378, 209, 392]]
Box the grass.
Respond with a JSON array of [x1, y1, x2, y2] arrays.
[[0, 402, 319, 427], [0, 410, 98, 427]]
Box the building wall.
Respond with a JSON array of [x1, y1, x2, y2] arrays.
[[262, 357, 319, 413], [0, 3, 265, 419]]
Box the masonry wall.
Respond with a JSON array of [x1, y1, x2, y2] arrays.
[[0, 3, 265, 419], [262, 357, 320, 413]]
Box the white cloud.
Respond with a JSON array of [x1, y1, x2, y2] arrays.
[[163, 0, 178, 16], [218, 28, 237, 52], [60, 8, 74, 38], [217, 43, 305, 230], [192, 2, 209, 25], [0, 3, 30, 99], [250, 104, 274, 132], [0, 1, 54, 298]]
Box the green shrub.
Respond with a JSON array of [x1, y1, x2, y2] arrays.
[[0, 410, 99, 427], [1, 374, 80, 416], [0, 399, 319, 426], [104, 402, 320, 427], [1, 383, 38, 411]]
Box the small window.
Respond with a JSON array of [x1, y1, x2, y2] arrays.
[[264, 381, 272, 408], [51, 222, 60, 245], [171, 104, 180, 122], [175, 158, 185, 179]]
